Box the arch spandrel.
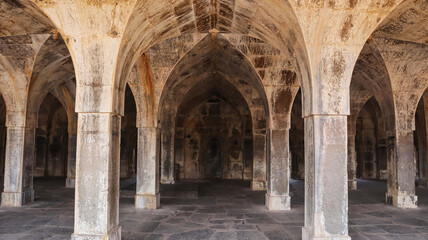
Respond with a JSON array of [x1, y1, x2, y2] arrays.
[[373, 38, 428, 133], [374, 0, 428, 45], [0, 1, 54, 37], [25, 34, 74, 129], [0, 34, 50, 126]]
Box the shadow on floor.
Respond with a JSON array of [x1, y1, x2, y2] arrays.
[[0, 178, 427, 239]]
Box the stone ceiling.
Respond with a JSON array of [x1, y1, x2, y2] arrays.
[[0, 0, 426, 113], [374, 0, 428, 45]]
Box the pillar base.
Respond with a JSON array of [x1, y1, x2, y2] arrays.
[[66, 178, 75, 188], [1, 190, 34, 207], [348, 180, 357, 190], [302, 227, 351, 240], [386, 193, 418, 208], [135, 193, 160, 209], [71, 226, 121, 240], [160, 179, 175, 184], [251, 180, 266, 191], [265, 193, 290, 210]]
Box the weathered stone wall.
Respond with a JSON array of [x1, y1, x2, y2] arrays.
[[178, 97, 246, 180], [356, 105, 378, 179], [45, 104, 68, 177], [154, 33, 270, 185], [34, 93, 68, 177]]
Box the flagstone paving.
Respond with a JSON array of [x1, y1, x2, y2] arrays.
[[0, 178, 427, 240]]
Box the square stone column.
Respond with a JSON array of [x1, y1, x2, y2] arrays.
[[71, 113, 121, 240], [66, 133, 77, 188], [252, 134, 267, 191], [266, 129, 291, 210], [0, 125, 6, 180], [420, 94, 428, 188], [302, 115, 350, 240], [135, 127, 160, 209], [2, 127, 35, 207], [160, 131, 175, 184], [348, 135, 357, 190], [386, 133, 418, 209]]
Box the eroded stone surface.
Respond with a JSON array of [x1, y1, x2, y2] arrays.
[[0, 1, 426, 239]]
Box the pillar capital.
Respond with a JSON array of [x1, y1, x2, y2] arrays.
[[5, 111, 26, 128], [34, 1, 138, 116]]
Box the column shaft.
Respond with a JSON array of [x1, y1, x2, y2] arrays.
[[72, 113, 121, 240], [347, 135, 357, 189], [135, 127, 160, 209], [2, 127, 35, 206], [66, 134, 77, 188], [302, 115, 350, 240], [160, 131, 175, 184], [252, 133, 267, 191], [0, 125, 6, 180], [266, 129, 291, 210], [386, 132, 418, 208], [422, 95, 428, 188]]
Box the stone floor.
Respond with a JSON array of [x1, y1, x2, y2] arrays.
[[0, 178, 427, 240]]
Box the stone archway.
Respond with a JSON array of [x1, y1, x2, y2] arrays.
[[174, 80, 253, 181], [157, 33, 269, 190]]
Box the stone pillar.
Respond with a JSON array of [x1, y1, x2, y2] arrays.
[[266, 128, 291, 210], [386, 133, 418, 208], [66, 133, 77, 188], [348, 135, 357, 189], [160, 131, 175, 184], [421, 94, 428, 188], [373, 38, 426, 208], [252, 133, 267, 191], [0, 125, 6, 180], [416, 114, 427, 187], [135, 127, 160, 209], [302, 115, 350, 240], [72, 113, 121, 240], [385, 93, 418, 208], [2, 126, 35, 206], [377, 139, 388, 179]]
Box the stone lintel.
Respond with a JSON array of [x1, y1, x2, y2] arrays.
[[265, 193, 291, 210], [135, 193, 160, 209], [71, 226, 121, 240], [1, 190, 34, 207]]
